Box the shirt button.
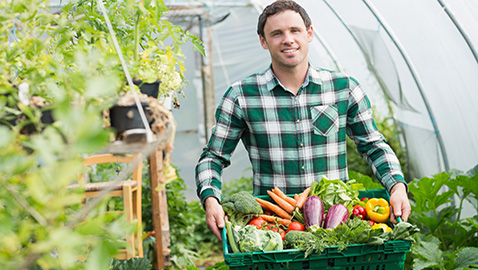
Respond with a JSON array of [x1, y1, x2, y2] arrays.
[[300, 143, 304, 147], [296, 119, 300, 123], [301, 165, 305, 170]]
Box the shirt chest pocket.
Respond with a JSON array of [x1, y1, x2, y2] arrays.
[[310, 105, 339, 136]]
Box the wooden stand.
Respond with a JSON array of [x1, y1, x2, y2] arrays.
[[104, 135, 172, 269], [104, 96, 175, 268], [149, 147, 171, 269]]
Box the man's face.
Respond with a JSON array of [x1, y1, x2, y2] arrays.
[[259, 10, 313, 71]]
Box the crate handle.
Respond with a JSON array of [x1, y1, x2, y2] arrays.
[[222, 221, 228, 254]]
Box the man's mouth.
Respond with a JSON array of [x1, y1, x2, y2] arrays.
[[282, 48, 298, 53]]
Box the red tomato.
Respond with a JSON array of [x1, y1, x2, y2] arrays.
[[286, 221, 306, 233], [352, 205, 367, 220], [248, 217, 266, 229], [263, 223, 286, 240]]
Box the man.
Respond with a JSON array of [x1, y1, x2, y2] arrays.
[[196, 0, 411, 240]]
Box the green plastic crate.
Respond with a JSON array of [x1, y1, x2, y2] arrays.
[[222, 189, 411, 270]]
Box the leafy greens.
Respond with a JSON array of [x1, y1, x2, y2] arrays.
[[310, 176, 365, 213]]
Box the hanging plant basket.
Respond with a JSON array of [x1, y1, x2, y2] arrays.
[[109, 102, 153, 138], [20, 108, 54, 134], [133, 80, 161, 98], [0, 94, 55, 134]]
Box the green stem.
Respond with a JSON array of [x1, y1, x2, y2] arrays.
[[452, 195, 466, 250], [133, 12, 140, 63], [432, 200, 447, 250], [225, 221, 240, 253], [456, 194, 465, 222], [4, 183, 47, 226]]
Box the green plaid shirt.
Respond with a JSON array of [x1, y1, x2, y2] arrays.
[[196, 65, 405, 205]]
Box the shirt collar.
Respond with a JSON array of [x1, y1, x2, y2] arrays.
[[264, 64, 318, 92]]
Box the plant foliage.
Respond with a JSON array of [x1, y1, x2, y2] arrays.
[[408, 169, 478, 269], [0, 0, 204, 269]]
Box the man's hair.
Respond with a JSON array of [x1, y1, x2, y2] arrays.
[[257, 0, 312, 38]]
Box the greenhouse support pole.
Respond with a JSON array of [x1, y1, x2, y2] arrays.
[[322, 1, 385, 84], [313, 29, 344, 72], [436, 0, 478, 65], [322, 0, 414, 176], [199, 13, 216, 143], [362, 0, 450, 172]]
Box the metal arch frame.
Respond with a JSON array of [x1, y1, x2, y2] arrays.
[[322, 0, 450, 172], [321, 0, 414, 178], [436, 0, 478, 65], [360, 0, 450, 172]]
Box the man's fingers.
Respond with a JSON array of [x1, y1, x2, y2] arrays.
[[394, 206, 402, 219], [217, 216, 225, 229], [206, 217, 222, 241], [401, 206, 411, 222], [205, 198, 226, 241]]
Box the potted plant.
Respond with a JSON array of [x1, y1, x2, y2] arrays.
[[0, 0, 134, 269], [0, 0, 204, 267], [0, 1, 62, 134], [69, 0, 203, 137]]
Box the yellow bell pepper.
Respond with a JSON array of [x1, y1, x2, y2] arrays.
[[365, 198, 390, 223], [371, 223, 392, 232]]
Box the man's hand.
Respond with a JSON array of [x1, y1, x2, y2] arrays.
[[205, 196, 225, 241], [389, 182, 411, 224]]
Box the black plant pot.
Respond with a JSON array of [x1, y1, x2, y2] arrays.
[[0, 113, 19, 127], [109, 103, 153, 136], [133, 80, 161, 98], [21, 109, 54, 134]]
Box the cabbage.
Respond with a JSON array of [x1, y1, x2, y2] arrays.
[[237, 225, 283, 253]]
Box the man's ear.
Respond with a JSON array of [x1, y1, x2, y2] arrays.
[[307, 25, 314, 42], [259, 35, 269, 50]]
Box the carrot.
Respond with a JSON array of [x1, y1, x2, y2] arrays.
[[255, 197, 292, 220], [294, 194, 299, 200], [273, 186, 297, 206], [259, 214, 291, 226], [267, 190, 294, 214], [295, 186, 311, 209]]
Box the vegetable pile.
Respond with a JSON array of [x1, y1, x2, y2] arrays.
[[221, 176, 419, 257]]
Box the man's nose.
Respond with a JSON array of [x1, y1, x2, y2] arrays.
[[282, 32, 294, 44]]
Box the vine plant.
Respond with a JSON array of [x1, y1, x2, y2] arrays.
[[0, 0, 203, 269]]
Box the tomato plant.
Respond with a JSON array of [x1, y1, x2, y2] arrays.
[[248, 217, 266, 229], [263, 223, 286, 240], [286, 221, 305, 233]]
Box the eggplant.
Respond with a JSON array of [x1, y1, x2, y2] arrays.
[[303, 195, 324, 228], [324, 203, 349, 229]]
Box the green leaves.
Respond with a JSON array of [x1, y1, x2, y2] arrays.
[[348, 170, 383, 190], [310, 176, 365, 213], [454, 247, 478, 269], [412, 234, 444, 270], [408, 169, 478, 269], [413, 236, 478, 270], [409, 172, 454, 212], [109, 257, 152, 270]]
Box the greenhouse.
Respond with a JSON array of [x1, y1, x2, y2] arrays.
[[1, 0, 477, 269]]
